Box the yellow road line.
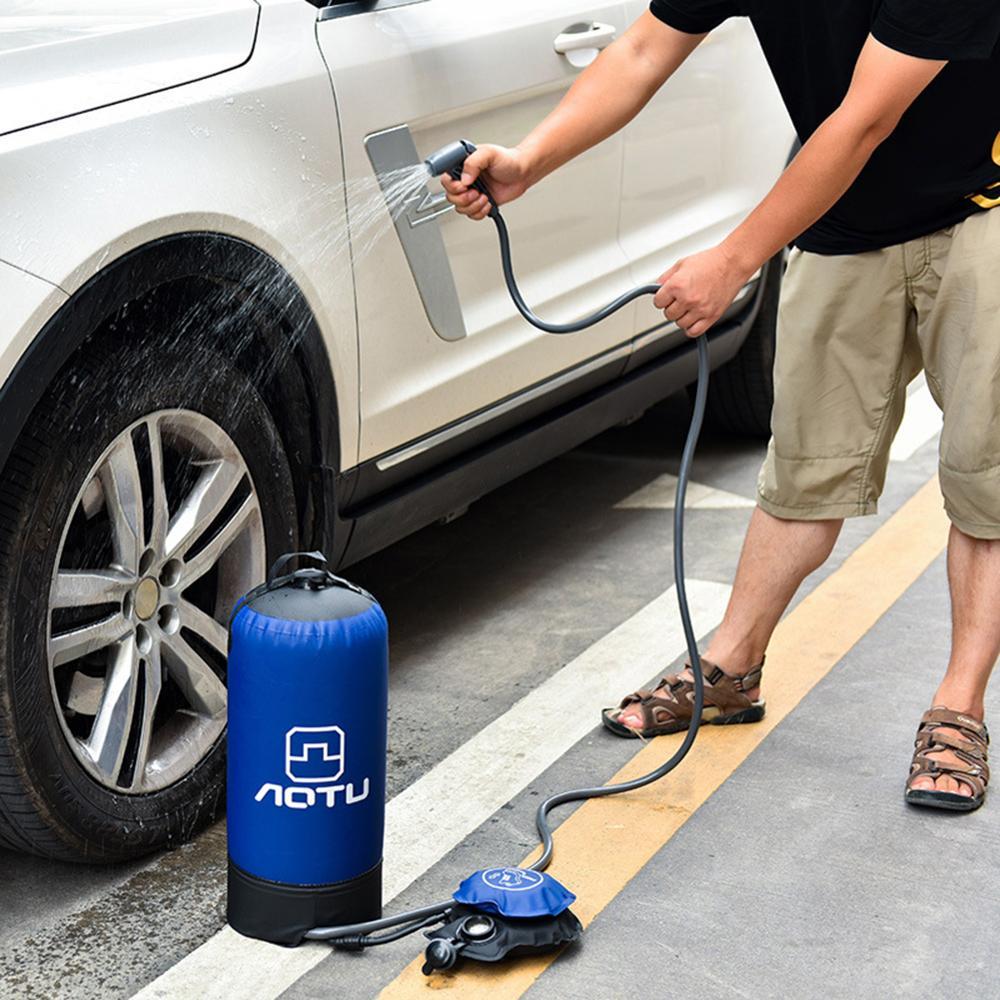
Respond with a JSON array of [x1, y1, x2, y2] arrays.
[[380, 477, 949, 999]]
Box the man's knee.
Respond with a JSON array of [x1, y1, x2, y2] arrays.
[[940, 463, 1000, 540], [750, 502, 843, 574]]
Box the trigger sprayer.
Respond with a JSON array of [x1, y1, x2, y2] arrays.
[[424, 139, 496, 210]]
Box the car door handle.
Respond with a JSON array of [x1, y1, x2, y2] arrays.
[[553, 22, 617, 63]]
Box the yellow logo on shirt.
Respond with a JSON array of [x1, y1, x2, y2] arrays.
[[969, 130, 1000, 208]]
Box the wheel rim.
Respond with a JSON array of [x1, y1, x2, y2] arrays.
[[47, 409, 265, 794]]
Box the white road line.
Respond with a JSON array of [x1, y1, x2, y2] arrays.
[[616, 475, 756, 511], [891, 379, 941, 463], [133, 579, 732, 1000], [381, 578, 731, 900]]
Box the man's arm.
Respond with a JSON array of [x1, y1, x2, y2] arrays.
[[443, 13, 703, 220], [657, 36, 947, 336]]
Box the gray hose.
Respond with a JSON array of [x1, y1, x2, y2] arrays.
[[494, 210, 662, 334], [305, 199, 710, 946], [529, 334, 708, 871]]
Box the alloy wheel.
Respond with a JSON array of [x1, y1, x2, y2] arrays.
[[47, 410, 265, 793]]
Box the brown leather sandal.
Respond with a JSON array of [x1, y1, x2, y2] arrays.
[[905, 708, 989, 812], [601, 657, 765, 739]]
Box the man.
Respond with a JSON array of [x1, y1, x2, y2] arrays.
[[442, 1, 1000, 811]]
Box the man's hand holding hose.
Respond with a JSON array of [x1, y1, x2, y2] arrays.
[[440, 145, 531, 221]]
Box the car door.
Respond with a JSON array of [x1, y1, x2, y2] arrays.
[[618, 2, 792, 336], [316, 0, 632, 465]]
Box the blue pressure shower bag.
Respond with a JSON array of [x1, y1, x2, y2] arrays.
[[453, 867, 576, 918]]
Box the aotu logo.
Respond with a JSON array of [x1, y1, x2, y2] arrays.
[[481, 867, 544, 892], [255, 725, 370, 810], [285, 726, 345, 784]]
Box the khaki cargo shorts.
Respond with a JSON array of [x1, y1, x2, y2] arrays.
[[758, 206, 1000, 539]]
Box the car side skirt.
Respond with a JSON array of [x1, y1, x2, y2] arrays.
[[336, 276, 766, 567]]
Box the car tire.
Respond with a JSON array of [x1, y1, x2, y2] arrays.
[[705, 253, 784, 439], [0, 332, 296, 862]]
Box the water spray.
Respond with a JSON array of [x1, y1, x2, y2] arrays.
[[225, 140, 711, 976]]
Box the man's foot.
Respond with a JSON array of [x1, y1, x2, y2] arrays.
[[601, 658, 765, 739], [906, 707, 988, 812]]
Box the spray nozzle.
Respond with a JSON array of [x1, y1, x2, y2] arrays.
[[424, 139, 478, 180], [424, 139, 498, 219]]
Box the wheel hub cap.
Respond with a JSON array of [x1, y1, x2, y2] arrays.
[[134, 577, 160, 621]]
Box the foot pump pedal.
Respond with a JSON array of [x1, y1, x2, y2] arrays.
[[422, 867, 582, 975]]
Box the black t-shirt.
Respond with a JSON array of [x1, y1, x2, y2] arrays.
[[650, 0, 1000, 254]]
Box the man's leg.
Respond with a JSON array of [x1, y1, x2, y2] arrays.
[[610, 243, 913, 733], [702, 508, 842, 678], [909, 527, 1000, 796], [907, 208, 1000, 800], [616, 507, 841, 728]]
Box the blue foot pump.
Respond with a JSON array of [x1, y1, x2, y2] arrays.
[[226, 141, 711, 975]]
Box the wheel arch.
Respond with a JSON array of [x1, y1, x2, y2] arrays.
[[0, 232, 346, 564]]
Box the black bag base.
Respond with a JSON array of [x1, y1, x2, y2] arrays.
[[424, 904, 583, 971], [227, 857, 382, 947]]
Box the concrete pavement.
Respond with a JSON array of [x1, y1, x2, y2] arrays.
[[3, 378, 987, 1000]]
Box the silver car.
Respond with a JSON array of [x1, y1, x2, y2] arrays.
[[0, 0, 791, 861]]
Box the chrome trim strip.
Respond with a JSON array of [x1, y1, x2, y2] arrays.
[[373, 279, 757, 473], [375, 344, 633, 471], [318, 0, 429, 22]]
